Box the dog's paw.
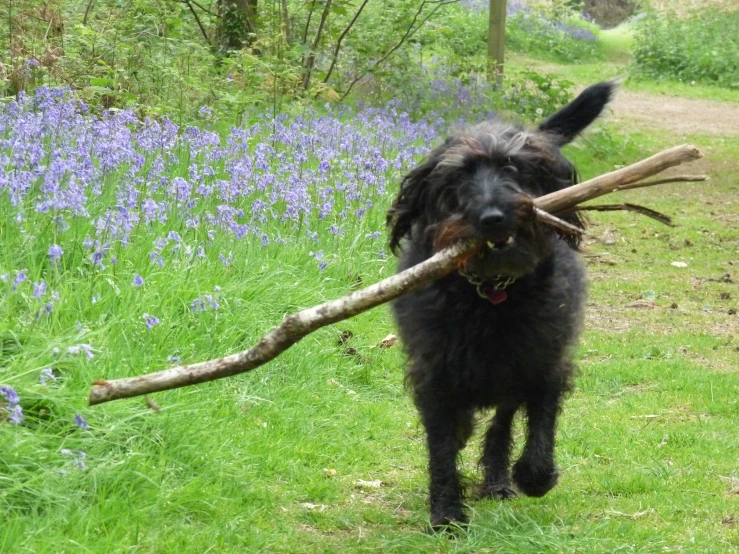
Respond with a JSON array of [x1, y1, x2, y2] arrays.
[[475, 483, 518, 501], [429, 506, 468, 532], [512, 460, 559, 497]]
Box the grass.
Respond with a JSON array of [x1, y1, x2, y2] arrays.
[[2, 122, 738, 553], [2, 22, 739, 551], [512, 22, 739, 103]]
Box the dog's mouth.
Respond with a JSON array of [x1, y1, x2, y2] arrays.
[[485, 235, 515, 252]]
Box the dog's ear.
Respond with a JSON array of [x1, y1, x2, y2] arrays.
[[538, 81, 615, 146], [387, 148, 445, 255]]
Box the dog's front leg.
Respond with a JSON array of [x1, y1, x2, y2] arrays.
[[477, 403, 520, 500], [417, 399, 472, 529], [512, 387, 563, 497]]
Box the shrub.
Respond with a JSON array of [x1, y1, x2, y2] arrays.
[[632, 9, 739, 89], [506, 2, 601, 63], [423, 0, 601, 64]]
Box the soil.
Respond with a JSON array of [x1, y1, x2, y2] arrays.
[[607, 90, 739, 136]]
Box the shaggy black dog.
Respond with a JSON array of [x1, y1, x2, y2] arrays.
[[387, 82, 614, 529]]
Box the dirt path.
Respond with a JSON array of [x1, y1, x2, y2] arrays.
[[607, 90, 739, 136]]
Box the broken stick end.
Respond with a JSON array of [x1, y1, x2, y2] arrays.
[[685, 144, 703, 160], [89, 380, 112, 406]]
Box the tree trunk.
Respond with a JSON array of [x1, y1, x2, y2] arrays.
[[218, 0, 258, 50], [488, 0, 506, 74]]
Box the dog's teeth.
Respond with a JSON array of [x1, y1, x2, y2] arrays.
[[486, 241, 495, 249], [506, 236, 515, 245]]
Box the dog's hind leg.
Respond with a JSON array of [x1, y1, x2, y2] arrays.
[[512, 386, 563, 497], [416, 396, 474, 529], [477, 403, 520, 500]]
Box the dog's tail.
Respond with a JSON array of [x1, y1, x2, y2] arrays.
[[538, 81, 617, 145]]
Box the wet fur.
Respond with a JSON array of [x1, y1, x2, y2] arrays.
[[387, 82, 614, 529]]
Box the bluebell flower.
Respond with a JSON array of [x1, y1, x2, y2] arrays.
[[67, 344, 94, 360], [32, 280, 48, 299], [133, 274, 144, 287], [74, 414, 89, 430], [1, 386, 23, 425], [40, 368, 57, 385], [48, 244, 63, 262], [61, 448, 87, 469], [143, 314, 160, 329], [12, 271, 26, 291]]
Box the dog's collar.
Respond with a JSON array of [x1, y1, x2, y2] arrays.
[[458, 268, 517, 305]]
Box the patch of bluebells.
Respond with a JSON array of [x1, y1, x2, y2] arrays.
[[504, 3, 599, 46], [190, 286, 221, 313], [143, 313, 160, 329], [458, 0, 597, 47], [0, 87, 443, 296], [1, 385, 23, 425]]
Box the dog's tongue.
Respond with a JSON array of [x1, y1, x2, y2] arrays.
[[485, 289, 508, 305]]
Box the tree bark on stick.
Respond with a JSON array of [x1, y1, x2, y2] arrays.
[[89, 144, 702, 406]]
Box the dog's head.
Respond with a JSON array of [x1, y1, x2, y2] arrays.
[[387, 81, 614, 278]]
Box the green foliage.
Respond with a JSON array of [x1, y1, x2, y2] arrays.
[[413, 0, 601, 67], [1, 0, 604, 121], [506, 4, 601, 63], [632, 8, 739, 89]]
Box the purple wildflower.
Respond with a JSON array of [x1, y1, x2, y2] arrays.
[[1, 386, 20, 406], [40, 368, 57, 385], [8, 405, 24, 425], [143, 314, 160, 329], [61, 448, 87, 469], [74, 414, 89, 430], [12, 271, 26, 291], [67, 344, 94, 360], [1, 386, 23, 425], [218, 252, 233, 267], [48, 244, 63, 262], [133, 274, 144, 287], [204, 294, 219, 311], [32, 280, 48, 299]]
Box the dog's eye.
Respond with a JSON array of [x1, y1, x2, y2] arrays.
[[501, 165, 519, 176]]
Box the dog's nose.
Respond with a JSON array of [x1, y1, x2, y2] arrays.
[[479, 207, 506, 232]]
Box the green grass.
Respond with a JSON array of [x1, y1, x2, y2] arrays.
[[2, 122, 739, 552], [4, 17, 739, 547], [511, 21, 739, 104]]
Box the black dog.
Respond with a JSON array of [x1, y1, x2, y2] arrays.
[[387, 82, 614, 529]]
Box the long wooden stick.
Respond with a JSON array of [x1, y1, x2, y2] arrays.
[[88, 144, 703, 405], [89, 241, 475, 405], [536, 144, 702, 214]]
